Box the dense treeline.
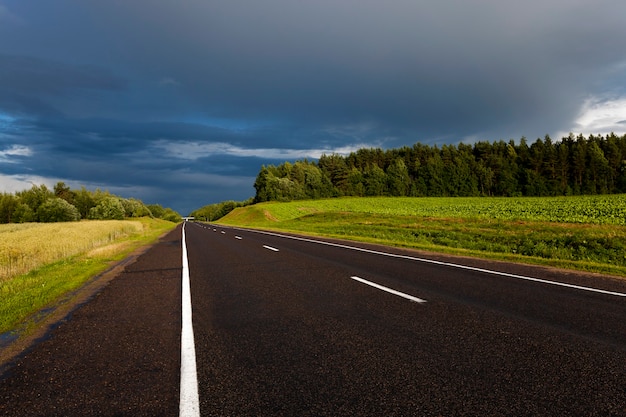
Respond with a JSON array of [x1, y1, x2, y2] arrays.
[[0, 182, 181, 223], [190, 198, 254, 222], [254, 133, 626, 202]]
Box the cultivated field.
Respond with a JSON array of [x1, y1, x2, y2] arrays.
[[0, 221, 143, 281], [222, 195, 626, 225], [219, 195, 626, 277], [0, 218, 176, 335]]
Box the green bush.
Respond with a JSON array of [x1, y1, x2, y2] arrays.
[[121, 198, 152, 217], [161, 208, 181, 222], [88, 197, 125, 220], [37, 198, 80, 222], [12, 203, 35, 223]]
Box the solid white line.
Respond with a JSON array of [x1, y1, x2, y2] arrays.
[[263, 245, 280, 252], [351, 276, 427, 303], [180, 224, 200, 417], [228, 228, 626, 298]]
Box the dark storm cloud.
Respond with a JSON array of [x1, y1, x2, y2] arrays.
[[0, 54, 126, 119], [1, 0, 626, 213], [0, 55, 125, 96], [76, 0, 625, 140]]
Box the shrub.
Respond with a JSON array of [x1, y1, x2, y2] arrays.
[[88, 197, 125, 220], [12, 203, 35, 223], [37, 198, 80, 222], [121, 198, 152, 217], [161, 208, 181, 222]]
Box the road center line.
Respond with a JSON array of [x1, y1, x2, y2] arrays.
[[229, 227, 626, 298], [351, 276, 427, 303], [263, 245, 280, 252], [180, 224, 200, 417]]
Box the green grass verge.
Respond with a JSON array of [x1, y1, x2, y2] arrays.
[[0, 218, 177, 335], [217, 196, 626, 277]]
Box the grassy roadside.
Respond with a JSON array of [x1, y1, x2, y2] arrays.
[[217, 196, 626, 277], [0, 218, 177, 335]]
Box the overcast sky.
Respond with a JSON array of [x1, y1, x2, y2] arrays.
[[1, 1, 626, 214]]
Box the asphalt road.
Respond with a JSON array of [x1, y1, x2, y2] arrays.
[[2, 222, 626, 416]]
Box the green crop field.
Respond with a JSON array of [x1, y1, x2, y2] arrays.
[[218, 195, 626, 277], [221, 195, 626, 225]]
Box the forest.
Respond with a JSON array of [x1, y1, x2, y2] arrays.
[[0, 182, 181, 223], [253, 133, 626, 202]]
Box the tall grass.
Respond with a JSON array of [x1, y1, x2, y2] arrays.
[[0, 218, 176, 335], [0, 221, 143, 281]]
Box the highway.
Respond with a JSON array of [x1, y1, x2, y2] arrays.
[[1, 223, 626, 416], [185, 222, 626, 416]]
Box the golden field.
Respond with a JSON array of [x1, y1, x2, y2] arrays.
[[0, 218, 176, 335], [0, 220, 143, 282]]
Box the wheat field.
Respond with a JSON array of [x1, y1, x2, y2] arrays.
[[0, 221, 143, 281]]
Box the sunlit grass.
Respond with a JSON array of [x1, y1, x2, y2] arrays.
[[222, 195, 626, 225], [0, 218, 177, 334], [218, 196, 626, 277], [0, 220, 144, 281]]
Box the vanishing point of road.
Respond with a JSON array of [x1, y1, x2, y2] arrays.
[[1, 222, 626, 416]]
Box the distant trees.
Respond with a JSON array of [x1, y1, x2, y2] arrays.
[[0, 182, 181, 223], [147, 205, 181, 223], [190, 198, 254, 222], [88, 196, 126, 220], [38, 198, 81, 222], [253, 160, 335, 202], [253, 133, 626, 203]]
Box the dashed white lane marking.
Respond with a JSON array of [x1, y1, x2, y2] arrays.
[[235, 236, 243, 240], [180, 224, 200, 417], [232, 228, 626, 299], [263, 245, 280, 252], [351, 276, 427, 304]]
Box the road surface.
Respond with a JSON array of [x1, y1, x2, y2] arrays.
[[1, 222, 626, 416]]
